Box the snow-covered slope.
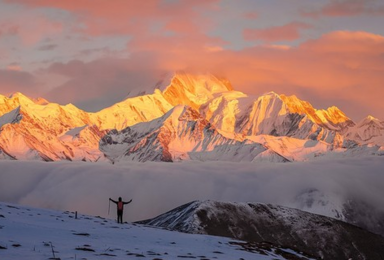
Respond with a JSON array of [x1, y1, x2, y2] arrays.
[[92, 90, 172, 131], [140, 200, 384, 260], [0, 202, 314, 260]]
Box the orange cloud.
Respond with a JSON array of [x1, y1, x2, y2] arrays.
[[243, 22, 311, 42], [6, 64, 22, 71], [0, 14, 63, 46], [301, 31, 384, 54]]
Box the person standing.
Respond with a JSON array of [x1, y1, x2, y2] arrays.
[[109, 197, 132, 223]]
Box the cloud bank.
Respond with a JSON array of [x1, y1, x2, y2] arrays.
[[0, 157, 383, 223]]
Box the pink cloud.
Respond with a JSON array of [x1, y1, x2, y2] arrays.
[[0, 14, 63, 46], [9, 0, 219, 37], [243, 11, 258, 20], [302, 0, 384, 17], [243, 22, 311, 42]]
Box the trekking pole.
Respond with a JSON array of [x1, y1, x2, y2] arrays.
[[108, 199, 110, 215]]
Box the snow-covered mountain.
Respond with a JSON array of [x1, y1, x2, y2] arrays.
[[200, 91, 352, 144], [140, 200, 384, 260], [0, 91, 172, 161], [0, 202, 316, 260], [100, 105, 289, 163], [0, 72, 383, 162], [344, 115, 384, 146]]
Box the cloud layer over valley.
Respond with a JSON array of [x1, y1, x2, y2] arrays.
[[1, 157, 383, 223]]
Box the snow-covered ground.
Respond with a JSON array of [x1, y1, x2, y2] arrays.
[[0, 202, 308, 260]]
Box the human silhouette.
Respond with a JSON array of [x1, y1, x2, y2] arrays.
[[109, 197, 132, 223]]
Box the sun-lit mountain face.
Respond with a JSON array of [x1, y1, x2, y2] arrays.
[[92, 90, 173, 131], [162, 72, 233, 109], [0, 72, 383, 162], [280, 94, 354, 130]]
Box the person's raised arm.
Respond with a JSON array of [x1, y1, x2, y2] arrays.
[[124, 199, 132, 205], [109, 198, 118, 204]]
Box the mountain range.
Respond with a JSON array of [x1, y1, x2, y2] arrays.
[[0, 72, 383, 162]]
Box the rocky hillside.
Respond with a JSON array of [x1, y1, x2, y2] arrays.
[[139, 200, 384, 260]]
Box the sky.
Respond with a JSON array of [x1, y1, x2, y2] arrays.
[[0, 157, 383, 223], [0, 0, 383, 120]]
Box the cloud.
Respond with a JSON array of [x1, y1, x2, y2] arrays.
[[243, 22, 311, 42], [6, 63, 22, 71], [0, 14, 63, 46], [243, 11, 258, 20], [38, 43, 58, 51], [9, 0, 219, 37], [42, 59, 169, 111], [302, 0, 384, 17], [301, 30, 384, 54], [0, 23, 18, 37], [0, 157, 383, 223], [0, 69, 41, 97]]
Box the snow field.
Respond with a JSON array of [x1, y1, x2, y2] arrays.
[[0, 202, 288, 260]]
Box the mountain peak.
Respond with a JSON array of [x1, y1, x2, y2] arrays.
[[366, 115, 379, 121], [255, 92, 283, 104], [9, 92, 26, 98], [8, 92, 32, 102], [6, 92, 48, 107], [162, 72, 233, 109], [261, 91, 280, 97], [279, 94, 353, 129], [357, 115, 383, 127]]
